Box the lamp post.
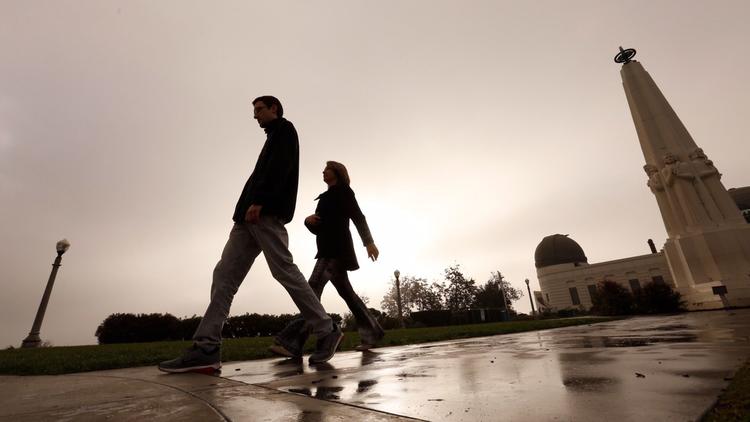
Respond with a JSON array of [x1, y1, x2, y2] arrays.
[[525, 278, 536, 317], [22, 239, 70, 348], [394, 269, 404, 328]]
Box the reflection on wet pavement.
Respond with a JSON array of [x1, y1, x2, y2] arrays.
[[224, 309, 750, 421]]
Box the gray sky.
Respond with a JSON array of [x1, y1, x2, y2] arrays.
[[1, 1, 748, 347]]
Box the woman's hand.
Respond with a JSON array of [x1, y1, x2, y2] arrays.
[[366, 243, 379, 261], [305, 214, 321, 226]]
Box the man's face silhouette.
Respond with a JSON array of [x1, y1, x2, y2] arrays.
[[253, 101, 278, 128]]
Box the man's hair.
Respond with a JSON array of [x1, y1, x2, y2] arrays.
[[326, 161, 350, 186], [253, 95, 284, 118]]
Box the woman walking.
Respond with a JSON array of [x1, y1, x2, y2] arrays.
[[270, 161, 384, 358]]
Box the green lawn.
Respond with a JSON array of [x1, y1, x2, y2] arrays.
[[1, 317, 613, 376]]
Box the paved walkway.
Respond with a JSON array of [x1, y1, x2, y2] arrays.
[[1, 309, 749, 421]]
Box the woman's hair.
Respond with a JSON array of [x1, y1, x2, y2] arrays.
[[326, 161, 350, 186]]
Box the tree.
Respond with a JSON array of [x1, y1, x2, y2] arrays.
[[442, 265, 477, 311], [380, 276, 444, 317], [413, 280, 444, 312], [473, 271, 523, 312]]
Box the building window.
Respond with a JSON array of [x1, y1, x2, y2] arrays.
[[546, 293, 550, 304], [569, 287, 581, 305], [652, 275, 665, 285], [629, 279, 641, 293], [587, 284, 597, 300]]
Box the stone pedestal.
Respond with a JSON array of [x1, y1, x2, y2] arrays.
[[665, 225, 750, 309]]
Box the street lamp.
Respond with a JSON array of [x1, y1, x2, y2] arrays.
[[22, 239, 70, 348], [525, 278, 536, 317], [394, 269, 404, 328]]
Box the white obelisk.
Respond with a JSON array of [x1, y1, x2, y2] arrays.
[[617, 47, 750, 309]]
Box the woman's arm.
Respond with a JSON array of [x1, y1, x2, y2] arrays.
[[345, 188, 375, 248]]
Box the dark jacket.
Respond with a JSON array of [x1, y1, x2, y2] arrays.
[[233, 118, 299, 224], [305, 184, 374, 271]]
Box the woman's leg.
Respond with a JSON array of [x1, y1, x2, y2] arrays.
[[308, 258, 334, 299], [328, 261, 384, 345]]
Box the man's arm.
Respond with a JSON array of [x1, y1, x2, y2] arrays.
[[245, 204, 263, 223]]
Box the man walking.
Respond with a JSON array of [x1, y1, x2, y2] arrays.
[[159, 96, 343, 372]]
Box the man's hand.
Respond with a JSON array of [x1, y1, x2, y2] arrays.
[[366, 243, 379, 261], [305, 214, 321, 226], [245, 204, 263, 224]]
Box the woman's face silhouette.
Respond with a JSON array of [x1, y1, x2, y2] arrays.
[[323, 166, 337, 186]]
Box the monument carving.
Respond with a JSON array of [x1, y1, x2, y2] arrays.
[[644, 163, 678, 234], [660, 152, 714, 228]]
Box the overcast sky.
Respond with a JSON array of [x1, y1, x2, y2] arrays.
[[1, 1, 748, 347]]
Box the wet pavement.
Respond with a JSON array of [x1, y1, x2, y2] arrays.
[[1, 310, 749, 421], [225, 310, 750, 421]]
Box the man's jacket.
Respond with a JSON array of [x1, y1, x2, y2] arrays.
[[233, 118, 299, 224]]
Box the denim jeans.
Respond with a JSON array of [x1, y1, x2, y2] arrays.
[[276, 258, 384, 349], [193, 217, 333, 348]]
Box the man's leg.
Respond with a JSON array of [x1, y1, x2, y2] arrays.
[[250, 216, 342, 363], [250, 216, 333, 337], [270, 259, 332, 357], [159, 224, 259, 373], [193, 224, 261, 348]]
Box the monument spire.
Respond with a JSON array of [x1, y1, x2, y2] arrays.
[[617, 47, 750, 309], [617, 48, 700, 168]]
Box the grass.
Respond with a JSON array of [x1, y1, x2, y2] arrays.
[[0, 317, 614, 376], [702, 359, 750, 422]]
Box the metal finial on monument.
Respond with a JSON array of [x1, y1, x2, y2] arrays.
[[614, 46, 636, 64]]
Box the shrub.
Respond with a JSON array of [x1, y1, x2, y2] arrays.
[[556, 308, 589, 318], [590, 280, 634, 316], [411, 310, 453, 327], [222, 313, 297, 338], [95, 313, 182, 344], [97, 312, 344, 344], [634, 281, 685, 314], [179, 316, 202, 340]]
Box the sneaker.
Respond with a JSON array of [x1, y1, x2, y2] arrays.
[[158, 344, 221, 373], [269, 339, 302, 358], [309, 324, 344, 364], [357, 328, 385, 351]]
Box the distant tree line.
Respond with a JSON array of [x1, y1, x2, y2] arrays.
[[95, 312, 342, 344], [380, 264, 523, 317], [371, 265, 526, 328]]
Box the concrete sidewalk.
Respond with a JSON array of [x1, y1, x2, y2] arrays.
[[1, 309, 749, 421], [0, 366, 416, 421]]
